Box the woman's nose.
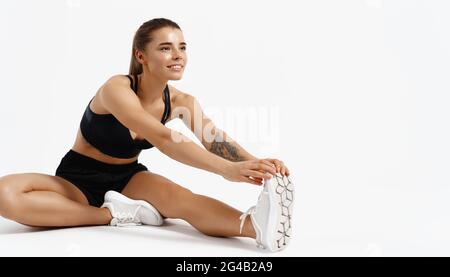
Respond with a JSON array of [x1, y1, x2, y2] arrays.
[[172, 49, 183, 59]]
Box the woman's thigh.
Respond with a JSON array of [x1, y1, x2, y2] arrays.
[[0, 173, 89, 205]]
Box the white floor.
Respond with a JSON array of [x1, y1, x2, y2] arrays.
[[1, 185, 449, 257], [0, 217, 293, 257]]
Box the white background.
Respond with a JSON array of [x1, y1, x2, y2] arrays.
[[0, 0, 449, 256]]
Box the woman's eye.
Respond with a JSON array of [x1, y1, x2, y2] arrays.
[[161, 47, 186, 51]]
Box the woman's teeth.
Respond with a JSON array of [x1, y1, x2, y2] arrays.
[[168, 65, 182, 69]]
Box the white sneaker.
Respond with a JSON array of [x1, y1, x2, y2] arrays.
[[239, 173, 294, 251], [101, 190, 164, 227]]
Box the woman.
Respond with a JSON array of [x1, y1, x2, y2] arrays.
[[0, 18, 294, 252]]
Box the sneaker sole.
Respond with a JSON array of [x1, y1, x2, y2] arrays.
[[265, 174, 294, 252], [105, 191, 164, 226]]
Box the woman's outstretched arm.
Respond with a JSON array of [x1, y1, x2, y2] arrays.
[[100, 76, 276, 184], [173, 90, 259, 162], [173, 89, 290, 177]]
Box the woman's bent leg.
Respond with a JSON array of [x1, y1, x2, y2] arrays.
[[0, 173, 111, 227]]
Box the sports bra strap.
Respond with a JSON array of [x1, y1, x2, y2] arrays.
[[132, 74, 138, 92], [126, 74, 171, 123], [162, 87, 171, 123], [125, 75, 137, 93]]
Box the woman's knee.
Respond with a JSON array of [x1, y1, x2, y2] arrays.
[[0, 175, 22, 219], [160, 183, 195, 218]]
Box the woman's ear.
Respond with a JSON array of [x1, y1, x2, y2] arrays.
[[135, 50, 146, 64]]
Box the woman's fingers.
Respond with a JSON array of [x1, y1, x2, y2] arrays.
[[253, 161, 277, 175], [260, 159, 277, 170], [263, 158, 289, 176], [242, 160, 276, 176], [244, 176, 263, 186], [260, 158, 280, 173], [243, 169, 272, 180], [284, 166, 290, 176], [273, 160, 283, 173], [253, 176, 263, 183], [280, 164, 289, 176]]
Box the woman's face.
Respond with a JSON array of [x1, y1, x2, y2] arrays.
[[139, 27, 188, 80]]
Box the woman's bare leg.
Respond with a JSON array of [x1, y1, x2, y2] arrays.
[[0, 173, 111, 227], [183, 193, 256, 238], [121, 171, 256, 238]]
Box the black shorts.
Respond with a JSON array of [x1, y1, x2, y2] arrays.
[[55, 149, 148, 207]]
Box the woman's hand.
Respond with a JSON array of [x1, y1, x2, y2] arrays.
[[222, 159, 278, 186], [263, 158, 290, 177]]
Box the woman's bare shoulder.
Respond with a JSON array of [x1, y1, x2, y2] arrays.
[[90, 74, 136, 114], [103, 74, 131, 87], [168, 84, 195, 105], [97, 74, 133, 99]]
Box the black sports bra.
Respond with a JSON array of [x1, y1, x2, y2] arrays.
[[79, 75, 171, 159]]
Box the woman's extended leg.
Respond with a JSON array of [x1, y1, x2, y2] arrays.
[[121, 171, 256, 238], [0, 173, 111, 227]]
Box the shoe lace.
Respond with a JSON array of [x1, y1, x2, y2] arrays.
[[239, 206, 265, 249], [239, 206, 256, 235], [114, 206, 142, 227], [239, 187, 269, 249], [239, 184, 269, 234]]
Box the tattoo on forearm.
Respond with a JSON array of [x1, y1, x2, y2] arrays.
[[210, 140, 246, 162]]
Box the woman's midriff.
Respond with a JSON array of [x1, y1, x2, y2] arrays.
[[71, 128, 139, 165]]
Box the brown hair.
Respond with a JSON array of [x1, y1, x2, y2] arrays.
[[129, 18, 181, 76]]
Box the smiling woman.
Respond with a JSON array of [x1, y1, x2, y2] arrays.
[[128, 20, 188, 82], [0, 18, 294, 252]]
